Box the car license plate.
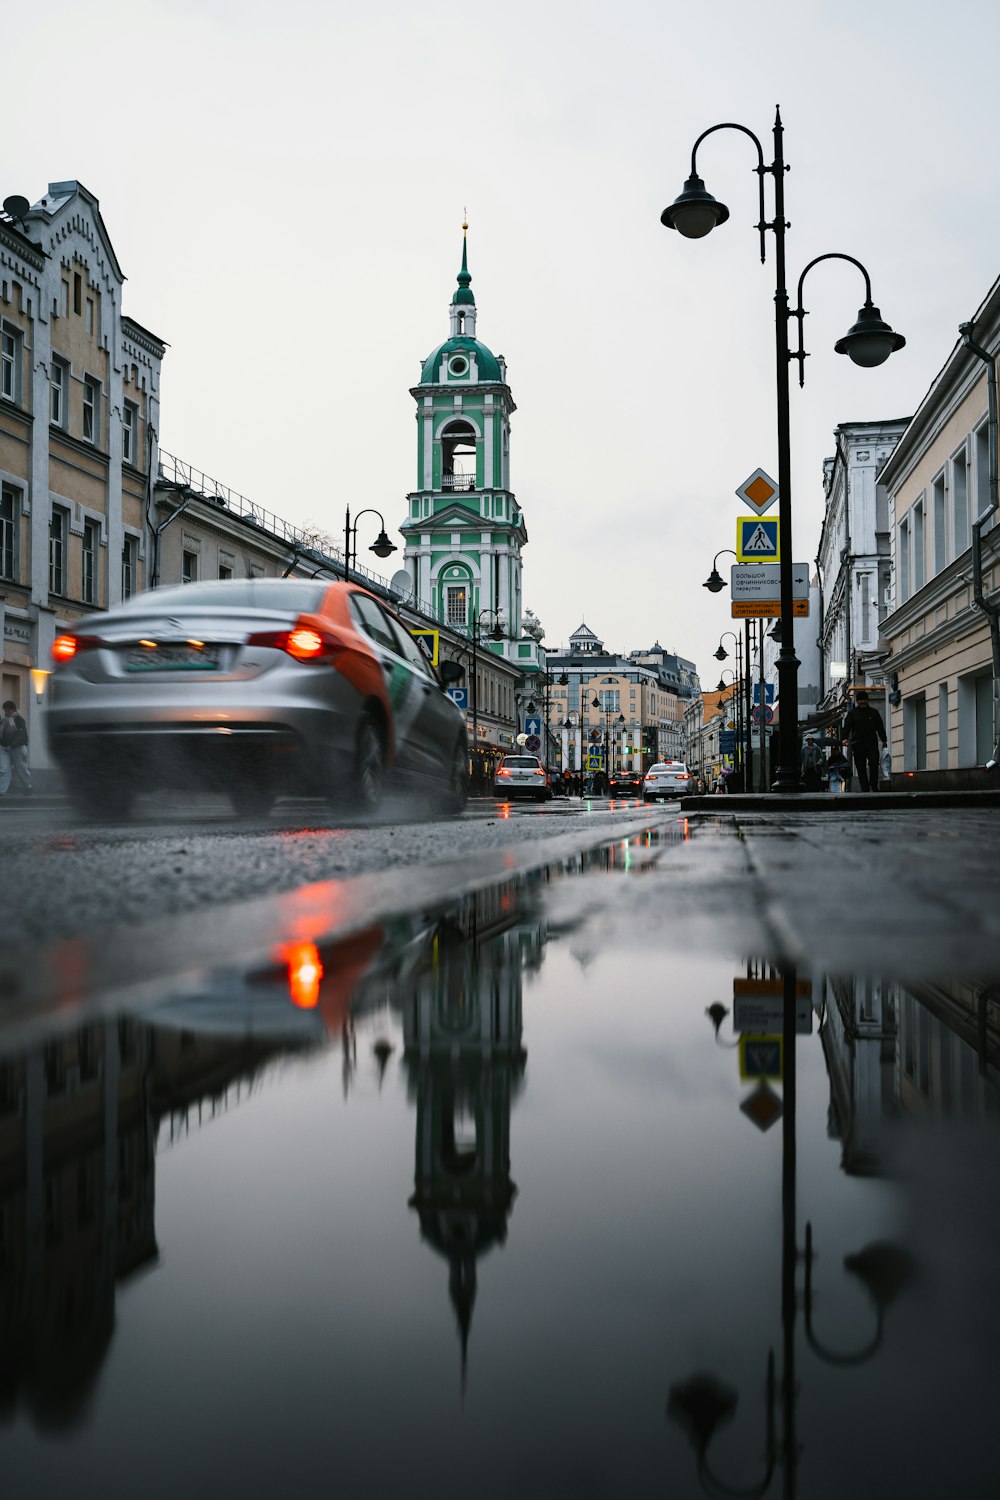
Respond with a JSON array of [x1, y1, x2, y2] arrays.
[[124, 644, 220, 671]]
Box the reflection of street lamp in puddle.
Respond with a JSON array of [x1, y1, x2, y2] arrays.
[[672, 965, 915, 1494], [668, 1357, 776, 1499], [804, 1224, 915, 1365]]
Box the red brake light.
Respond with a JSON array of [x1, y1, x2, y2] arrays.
[[52, 633, 101, 664], [247, 620, 343, 663], [499, 768, 511, 777]]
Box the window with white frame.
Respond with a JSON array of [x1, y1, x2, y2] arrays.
[[50, 359, 67, 426], [912, 497, 925, 591], [898, 514, 910, 602], [49, 508, 68, 596], [1, 324, 21, 404], [446, 584, 467, 626], [122, 535, 138, 600], [932, 472, 947, 574], [951, 444, 969, 555], [82, 518, 99, 604], [974, 420, 995, 534], [122, 400, 138, 464], [0, 484, 17, 580], [83, 376, 101, 444]]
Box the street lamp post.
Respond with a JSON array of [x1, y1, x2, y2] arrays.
[[591, 695, 625, 789], [343, 506, 397, 581], [527, 672, 568, 777], [469, 607, 505, 792], [663, 108, 905, 792], [715, 630, 750, 791]]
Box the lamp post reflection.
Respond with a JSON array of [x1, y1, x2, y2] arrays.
[[672, 963, 913, 1497]]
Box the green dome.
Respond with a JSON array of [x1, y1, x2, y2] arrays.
[[452, 285, 476, 306], [420, 335, 502, 384]]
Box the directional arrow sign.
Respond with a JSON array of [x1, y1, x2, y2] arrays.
[[736, 516, 780, 561], [731, 563, 809, 600]]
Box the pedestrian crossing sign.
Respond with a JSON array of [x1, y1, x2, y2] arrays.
[[736, 515, 780, 561]]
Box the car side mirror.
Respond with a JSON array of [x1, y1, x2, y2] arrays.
[[439, 659, 464, 685]]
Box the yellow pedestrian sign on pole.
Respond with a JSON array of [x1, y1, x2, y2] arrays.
[[736, 515, 780, 562]]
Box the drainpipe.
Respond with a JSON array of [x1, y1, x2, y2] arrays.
[[150, 487, 196, 589], [836, 430, 853, 698], [814, 552, 825, 704], [958, 321, 1000, 766]]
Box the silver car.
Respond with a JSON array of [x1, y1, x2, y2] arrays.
[[493, 754, 550, 802], [642, 760, 691, 801], [47, 578, 468, 819]]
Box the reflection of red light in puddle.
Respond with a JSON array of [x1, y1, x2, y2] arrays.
[[283, 942, 324, 1008], [499, 803, 511, 819]]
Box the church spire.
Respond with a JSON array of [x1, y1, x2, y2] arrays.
[[449, 215, 477, 335]]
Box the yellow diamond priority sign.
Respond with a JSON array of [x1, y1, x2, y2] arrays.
[[736, 467, 779, 516]]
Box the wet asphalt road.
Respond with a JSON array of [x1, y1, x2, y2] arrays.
[[3, 791, 999, 1023]]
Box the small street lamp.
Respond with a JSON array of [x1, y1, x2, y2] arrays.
[[527, 672, 569, 776], [663, 108, 905, 791], [343, 506, 397, 582], [703, 548, 737, 595]]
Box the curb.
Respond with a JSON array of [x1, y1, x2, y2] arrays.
[[680, 790, 1000, 811]]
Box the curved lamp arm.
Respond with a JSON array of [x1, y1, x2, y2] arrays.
[[791, 253, 904, 387], [689, 123, 769, 264], [704, 549, 739, 594], [803, 1221, 886, 1366]]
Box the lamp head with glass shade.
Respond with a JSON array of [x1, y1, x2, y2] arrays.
[[369, 530, 397, 560], [703, 568, 725, 593], [660, 174, 730, 239], [834, 301, 906, 368]]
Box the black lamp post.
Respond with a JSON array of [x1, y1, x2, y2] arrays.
[[469, 608, 505, 791], [344, 506, 397, 582], [527, 672, 568, 776], [663, 108, 905, 792], [591, 695, 625, 788], [714, 632, 745, 785]]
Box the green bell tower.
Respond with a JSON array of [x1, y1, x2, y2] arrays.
[[401, 223, 527, 650]]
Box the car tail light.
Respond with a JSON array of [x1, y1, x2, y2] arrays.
[[51, 633, 101, 664], [498, 768, 511, 777], [247, 620, 344, 663]]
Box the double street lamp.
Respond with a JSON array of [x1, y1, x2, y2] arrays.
[[343, 506, 397, 582], [663, 108, 905, 791]]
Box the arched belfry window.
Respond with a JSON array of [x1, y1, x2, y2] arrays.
[[441, 419, 477, 492]]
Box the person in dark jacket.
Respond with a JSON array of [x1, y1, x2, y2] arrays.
[[0, 700, 31, 795], [842, 691, 887, 792]]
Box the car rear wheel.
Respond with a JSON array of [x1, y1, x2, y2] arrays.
[[351, 713, 385, 814], [439, 740, 468, 815], [65, 769, 135, 821]]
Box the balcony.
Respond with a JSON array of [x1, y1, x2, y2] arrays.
[[442, 474, 476, 491]]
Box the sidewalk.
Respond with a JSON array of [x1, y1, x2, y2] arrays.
[[681, 788, 1000, 811]]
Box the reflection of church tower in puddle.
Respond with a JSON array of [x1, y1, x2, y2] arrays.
[[402, 885, 535, 1384]]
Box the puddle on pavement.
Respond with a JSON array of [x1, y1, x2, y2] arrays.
[[0, 827, 997, 1498]]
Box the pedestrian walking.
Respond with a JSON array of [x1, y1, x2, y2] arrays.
[[800, 735, 826, 790], [826, 744, 850, 792], [842, 690, 887, 792], [0, 700, 31, 796]]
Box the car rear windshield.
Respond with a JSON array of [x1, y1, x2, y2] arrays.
[[501, 757, 541, 768], [119, 580, 329, 612]]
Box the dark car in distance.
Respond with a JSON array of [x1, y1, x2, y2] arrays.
[[608, 770, 643, 797]]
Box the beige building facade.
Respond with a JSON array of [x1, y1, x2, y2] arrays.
[[0, 182, 164, 754], [878, 274, 1000, 786]]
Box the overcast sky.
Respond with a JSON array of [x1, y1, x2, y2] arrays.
[[9, 0, 1000, 682]]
